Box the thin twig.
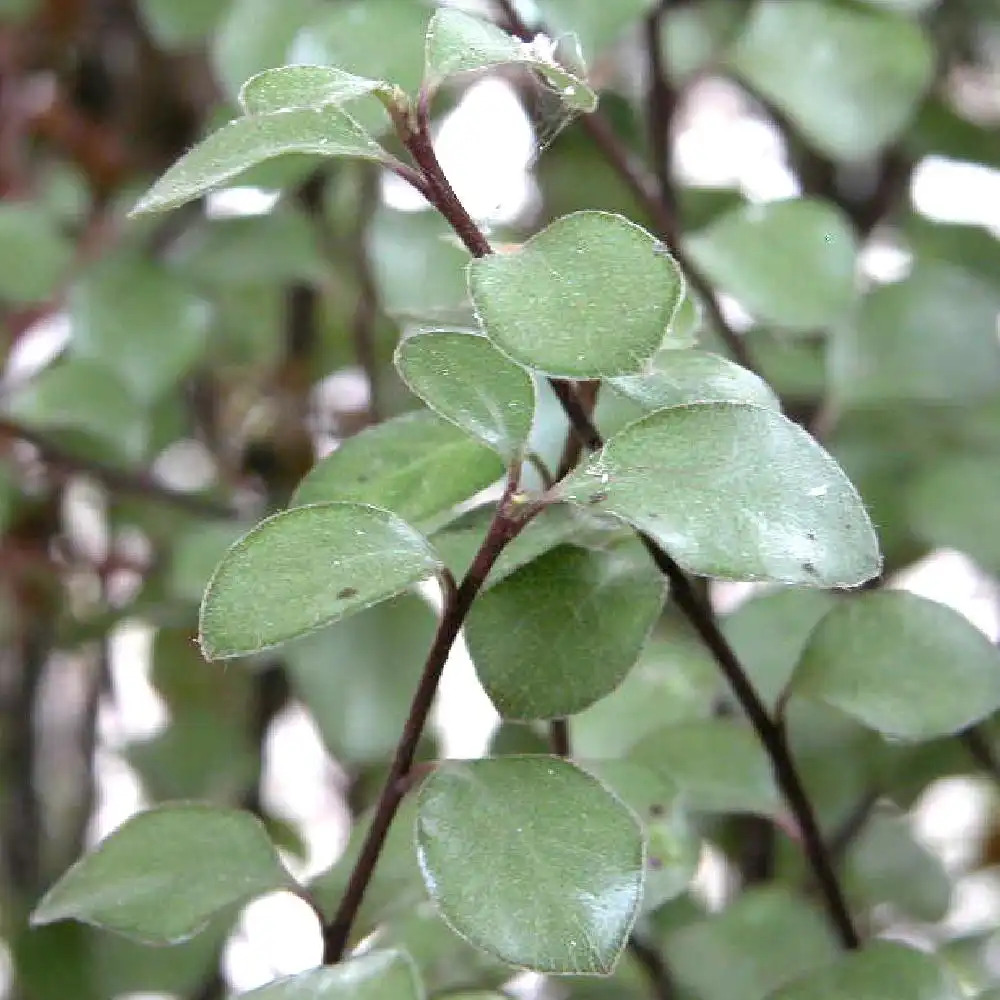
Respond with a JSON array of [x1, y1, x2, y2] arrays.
[[393, 100, 861, 951], [960, 727, 1000, 785], [0, 416, 235, 518], [549, 718, 570, 757], [322, 472, 544, 962]]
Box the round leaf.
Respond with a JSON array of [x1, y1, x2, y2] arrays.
[[728, 1, 934, 161], [30, 805, 291, 943], [562, 402, 881, 586], [199, 502, 442, 659], [291, 410, 503, 531], [465, 543, 666, 719], [425, 7, 596, 112], [469, 211, 685, 378], [131, 107, 387, 216], [394, 331, 536, 459], [239, 950, 423, 1000], [415, 756, 644, 975], [610, 349, 780, 413], [686, 199, 858, 330], [766, 940, 961, 1000], [630, 718, 780, 816], [791, 590, 1000, 741]]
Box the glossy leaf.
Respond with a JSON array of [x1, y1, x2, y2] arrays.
[[610, 349, 780, 413], [70, 257, 210, 402], [395, 331, 536, 459], [199, 502, 442, 659], [729, 0, 934, 160], [664, 888, 837, 1000], [791, 591, 1000, 741], [291, 411, 502, 531], [585, 760, 700, 912], [239, 950, 423, 1000], [131, 107, 387, 215], [561, 402, 881, 586], [630, 718, 780, 815], [425, 7, 596, 112], [239, 65, 389, 115], [465, 543, 665, 719], [416, 756, 644, 974], [30, 805, 291, 943], [469, 211, 685, 378], [765, 940, 960, 1000], [686, 199, 858, 329]]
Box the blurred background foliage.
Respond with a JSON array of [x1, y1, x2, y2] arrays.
[[0, 0, 999, 997]]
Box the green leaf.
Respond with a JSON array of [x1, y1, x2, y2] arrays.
[[394, 331, 536, 459], [239, 950, 423, 999], [729, 0, 934, 161], [630, 718, 780, 815], [199, 502, 442, 659], [686, 199, 858, 329], [829, 262, 1000, 406], [538, 0, 656, 60], [30, 805, 291, 943], [844, 805, 951, 923], [469, 212, 685, 378], [291, 411, 502, 531], [416, 756, 644, 974], [907, 453, 1000, 573], [138, 0, 228, 47], [0, 203, 74, 304], [285, 595, 437, 764], [70, 257, 210, 402], [723, 588, 840, 711], [790, 591, 1000, 741], [584, 760, 700, 912], [610, 349, 780, 413], [238, 65, 390, 115], [465, 543, 665, 719], [131, 107, 387, 216], [664, 887, 837, 1000], [424, 7, 596, 112], [764, 940, 960, 1000], [562, 402, 881, 586]]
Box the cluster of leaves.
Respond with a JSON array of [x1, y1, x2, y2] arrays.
[[2, 1, 1000, 999]]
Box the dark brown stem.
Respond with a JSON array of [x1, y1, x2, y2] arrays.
[[549, 718, 570, 757], [0, 417, 235, 518], [554, 380, 600, 481], [960, 727, 1000, 784], [322, 476, 542, 962], [643, 5, 678, 218], [392, 76, 860, 954]]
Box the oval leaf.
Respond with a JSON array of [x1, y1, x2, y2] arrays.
[[291, 410, 502, 530], [765, 940, 960, 1000], [610, 349, 780, 413], [199, 503, 442, 659], [729, 1, 934, 161], [131, 107, 387, 215], [630, 718, 780, 816], [30, 804, 291, 943], [465, 543, 666, 719], [790, 591, 1000, 741], [415, 756, 644, 974], [686, 198, 858, 329], [239, 950, 423, 1000], [239, 65, 389, 115], [395, 331, 536, 459], [562, 402, 881, 586], [469, 211, 685, 378], [425, 7, 596, 112]]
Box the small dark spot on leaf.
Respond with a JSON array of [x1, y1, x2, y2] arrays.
[[588, 491, 608, 504], [648, 856, 663, 870], [337, 587, 358, 600], [806, 531, 816, 541], [649, 803, 665, 818], [802, 561, 817, 575]]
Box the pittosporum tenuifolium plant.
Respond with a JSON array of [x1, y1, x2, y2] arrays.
[[7, 0, 1000, 998]]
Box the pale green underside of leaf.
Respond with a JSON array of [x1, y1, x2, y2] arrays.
[[131, 107, 387, 215], [562, 402, 881, 586], [199, 502, 442, 659], [31, 804, 291, 943], [238, 950, 424, 999]]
